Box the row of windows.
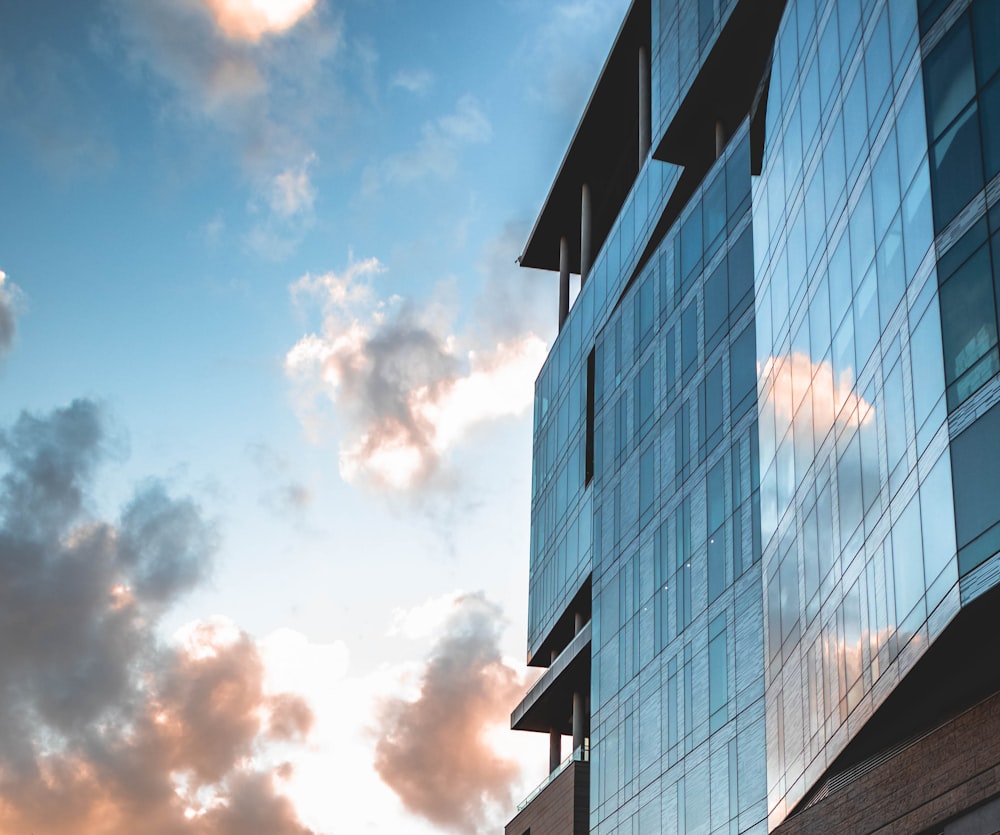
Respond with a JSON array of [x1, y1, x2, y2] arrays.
[[924, 2, 1000, 232]]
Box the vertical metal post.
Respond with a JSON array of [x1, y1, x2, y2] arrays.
[[639, 45, 651, 163], [549, 730, 562, 773], [559, 235, 570, 331], [572, 690, 585, 753], [581, 184, 592, 285]]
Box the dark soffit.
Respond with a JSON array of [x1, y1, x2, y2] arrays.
[[518, 0, 650, 274]]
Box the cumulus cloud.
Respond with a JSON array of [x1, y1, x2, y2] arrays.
[[202, 0, 317, 43], [0, 269, 19, 358], [374, 593, 528, 834], [366, 95, 492, 191], [0, 400, 315, 834], [284, 255, 547, 492]]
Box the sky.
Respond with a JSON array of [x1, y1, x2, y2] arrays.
[[0, 0, 630, 832]]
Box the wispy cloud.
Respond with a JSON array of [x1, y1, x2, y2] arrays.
[[247, 441, 314, 515], [0, 269, 19, 359], [284, 254, 546, 493], [0, 400, 315, 833], [247, 152, 318, 258], [105, 0, 343, 255], [365, 95, 492, 192], [373, 592, 530, 834], [390, 68, 433, 96]]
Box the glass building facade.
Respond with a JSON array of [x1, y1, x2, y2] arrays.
[[508, 1, 1000, 833]]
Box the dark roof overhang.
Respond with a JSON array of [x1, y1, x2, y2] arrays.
[[653, 0, 786, 168], [512, 620, 591, 735], [519, 0, 651, 274]]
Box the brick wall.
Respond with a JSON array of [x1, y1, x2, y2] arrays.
[[775, 690, 1000, 834], [504, 761, 589, 835]]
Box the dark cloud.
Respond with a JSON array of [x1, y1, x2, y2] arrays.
[[0, 400, 315, 834], [374, 593, 527, 834], [0, 271, 16, 356]]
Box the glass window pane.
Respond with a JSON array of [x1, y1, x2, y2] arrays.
[[892, 494, 925, 620], [939, 244, 999, 403], [730, 324, 756, 418], [973, 0, 1000, 87], [924, 15, 976, 140], [682, 301, 698, 376], [909, 299, 945, 434], [930, 101, 983, 232], [980, 74, 1000, 182], [705, 260, 729, 353], [865, 9, 892, 125], [872, 131, 900, 245], [681, 206, 703, 289], [920, 448, 956, 584], [897, 82, 927, 192], [704, 169, 727, 257]]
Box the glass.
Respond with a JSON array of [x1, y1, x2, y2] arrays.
[[974, 0, 1000, 86], [682, 300, 698, 378], [872, 132, 900, 245], [981, 74, 1000, 181], [923, 14, 975, 140], [864, 9, 891, 129], [930, 102, 984, 231], [728, 228, 754, 318], [892, 494, 925, 621], [920, 448, 956, 584], [730, 324, 756, 418], [896, 82, 927, 193], [635, 356, 655, 438], [838, 431, 863, 544], [818, 11, 840, 111], [704, 168, 727, 258], [705, 259, 729, 354], [938, 244, 997, 395], [877, 212, 905, 327]]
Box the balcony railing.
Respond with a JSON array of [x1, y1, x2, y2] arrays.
[[516, 742, 590, 813]]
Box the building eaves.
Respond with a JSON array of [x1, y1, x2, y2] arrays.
[[518, 0, 650, 274]]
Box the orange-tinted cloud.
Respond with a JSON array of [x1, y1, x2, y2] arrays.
[[202, 0, 317, 42], [373, 593, 528, 833], [0, 400, 315, 834]]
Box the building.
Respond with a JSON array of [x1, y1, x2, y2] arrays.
[[507, 0, 1000, 833]]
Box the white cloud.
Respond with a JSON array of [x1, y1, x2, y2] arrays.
[[390, 68, 433, 96], [284, 254, 546, 493], [247, 153, 318, 258], [269, 153, 317, 217]]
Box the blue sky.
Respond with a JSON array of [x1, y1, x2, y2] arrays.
[[0, 0, 628, 831]]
